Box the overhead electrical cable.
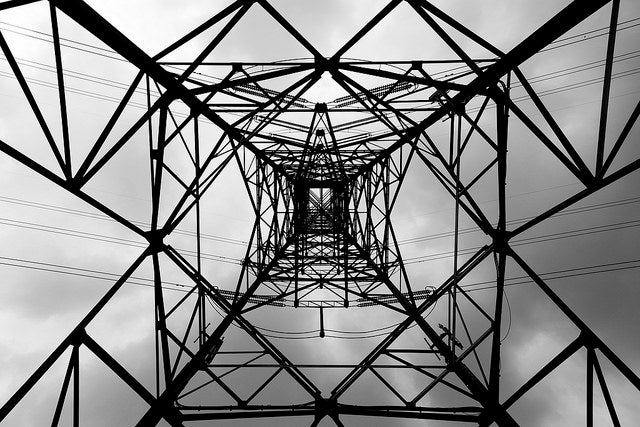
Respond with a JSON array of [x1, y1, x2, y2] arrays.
[[0, 192, 637, 266], [2, 253, 634, 340], [397, 195, 640, 245], [0, 194, 250, 246], [0, 17, 638, 117], [0, 216, 243, 265], [0, 14, 638, 342], [403, 219, 640, 265]]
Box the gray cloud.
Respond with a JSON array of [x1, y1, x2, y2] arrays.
[[1, 0, 639, 426]]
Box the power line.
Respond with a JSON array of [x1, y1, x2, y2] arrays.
[[0, 69, 148, 107], [0, 254, 188, 291], [404, 219, 640, 265], [0, 21, 125, 60], [191, 257, 640, 340], [513, 49, 640, 88], [0, 12, 637, 337], [539, 19, 640, 53], [1, 16, 638, 115], [3, 254, 635, 300], [1, 189, 637, 267], [410, 17, 640, 80], [0, 251, 429, 339], [428, 18, 640, 85], [511, 66, 640, 100], [0, 194, 250, 246], [1, 176, 637, 254], [394, 182, 581, 222], [2, 13, 638, 65], [0, 54, 141, 91], [4, 211, 636, 268], [398, 195, 640, 245], [0, 216, 243, 265], [1, 252, 637, 340], [462, 258, 640, 293]]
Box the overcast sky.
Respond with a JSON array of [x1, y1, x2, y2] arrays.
[[1, 0, 639, 426]]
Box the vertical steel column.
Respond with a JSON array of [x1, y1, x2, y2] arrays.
[[150, 106, 172, 396], [194, 111, 206, 350], [451, 112, 462, 357], [489, 82, 509, 404]]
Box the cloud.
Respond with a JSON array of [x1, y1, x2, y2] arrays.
[[1, 0, 639, 426]]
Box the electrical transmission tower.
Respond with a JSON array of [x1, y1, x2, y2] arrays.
[[0, 0, 639, 425]]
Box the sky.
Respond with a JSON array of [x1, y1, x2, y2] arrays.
[[0, 0, 639, 426]]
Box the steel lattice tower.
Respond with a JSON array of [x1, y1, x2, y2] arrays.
[[0, 0, 639, 425]]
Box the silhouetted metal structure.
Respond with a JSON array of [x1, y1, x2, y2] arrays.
[[0, 0, 638, 425]]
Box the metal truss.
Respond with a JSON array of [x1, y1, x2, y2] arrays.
[[0, 0, 639, 425]]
